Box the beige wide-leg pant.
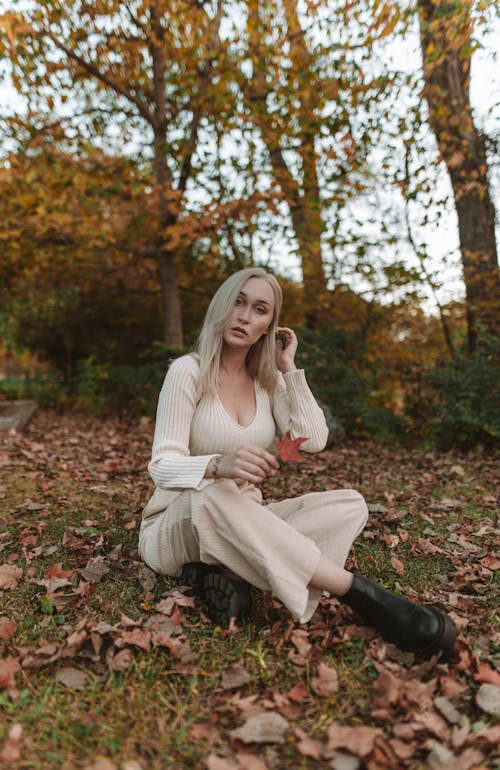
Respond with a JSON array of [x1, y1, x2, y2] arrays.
[[139, 479, 368, 623]]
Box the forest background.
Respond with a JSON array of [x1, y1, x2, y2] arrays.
[[0, 0, 499, 450]]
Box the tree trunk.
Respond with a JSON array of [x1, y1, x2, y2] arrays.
[[418, 0, 499, 350], [243, 0, 328, 326], [151, 0, 183, 347]]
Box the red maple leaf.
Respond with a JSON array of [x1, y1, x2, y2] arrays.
[[275, 431, 309, 462]]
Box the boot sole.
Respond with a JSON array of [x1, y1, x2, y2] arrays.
[[180, 562, 252, 627], [202, 571, 252, 627]]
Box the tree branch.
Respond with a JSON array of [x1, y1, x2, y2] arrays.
[[44, 33, 154, 126]]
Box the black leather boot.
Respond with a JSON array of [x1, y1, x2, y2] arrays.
[[340, 574, 457, 659], [181, 562, 252, 627]]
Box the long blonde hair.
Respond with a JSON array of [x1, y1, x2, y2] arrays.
[[195, 267, 283, 396]]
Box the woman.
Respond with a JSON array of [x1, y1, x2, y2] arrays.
[[139, 268, 457, 660]]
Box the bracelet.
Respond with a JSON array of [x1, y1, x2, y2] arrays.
[[212, 455, 223, 479]]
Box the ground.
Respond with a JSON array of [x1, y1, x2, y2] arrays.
[[0, 409, 499, 770]]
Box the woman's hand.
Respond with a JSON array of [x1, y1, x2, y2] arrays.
[[218, 444, 279, 485], [275, 326, 298, 373]]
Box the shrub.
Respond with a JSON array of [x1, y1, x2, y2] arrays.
[[74, 344, 187, 415], [421, 335, 500, 449], [296, 326, 406, 440]]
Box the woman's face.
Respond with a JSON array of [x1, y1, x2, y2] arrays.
[[223, 276, 276, 350]]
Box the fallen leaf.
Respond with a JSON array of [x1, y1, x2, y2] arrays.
[[0, 657, 21, 689], [230, 712, 289, 744], [109, 648, 134, 672], [235, 752, 268, 770], [205, 755, 238, 770], [0, 617, 17, 641], [275, 431, 309, 462], [189, 722, 219, 744], [82, 760, 117, 770], [390, 555, 405, 575], [475, 683, 500, 716], [155, 591, 196, 615], [294, 726, 324, 759], [56, 666, 89, 689], [474, 663, 500, 687], [329, 753, 362, 770], [79, 556, 110, 583], [311, 662, 339, 697], [427, 746, 484, 770], [0, 564, 22, 590], [221, 664, 254, 690], [327, 723, 384, 757], [0, 722, 23, 764], [121, 628, 151, 652]]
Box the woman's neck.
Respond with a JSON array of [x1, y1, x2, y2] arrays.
[[220, 346, 249, 379]]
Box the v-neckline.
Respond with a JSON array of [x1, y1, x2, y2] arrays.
[[216, 381, 258, 429]]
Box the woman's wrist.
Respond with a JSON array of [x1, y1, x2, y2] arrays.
[[211, 454, 223, 479]]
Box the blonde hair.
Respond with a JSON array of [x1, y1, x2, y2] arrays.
[[195, 267, 283, 396]]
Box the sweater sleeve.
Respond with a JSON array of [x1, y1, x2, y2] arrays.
[[148, 355, 217, 490], [272, 369, 328, 452]]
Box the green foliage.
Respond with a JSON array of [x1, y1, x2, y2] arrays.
[[0, 371, 67, 407], [74, 344, 187, 415], [421, 335, 500, 449], [296, 326, 406, 440]]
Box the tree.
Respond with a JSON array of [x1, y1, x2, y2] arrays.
[[417, 0, 499, 350], [1, 0, 228, 345], [232, 0, 404, 325]]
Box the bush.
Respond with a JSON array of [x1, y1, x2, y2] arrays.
[[0, 372, 67, 407], [74, 344, 187, 415], [296, 326, 406, 440], [421, 335, 500, 449]]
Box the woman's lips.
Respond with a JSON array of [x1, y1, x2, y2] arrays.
[[231, 327, 247, 336]]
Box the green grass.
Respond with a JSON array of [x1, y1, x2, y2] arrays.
[[0, 410, 499, 769]]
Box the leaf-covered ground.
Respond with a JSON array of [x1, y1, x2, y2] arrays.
[[0, 409, 499, 770]]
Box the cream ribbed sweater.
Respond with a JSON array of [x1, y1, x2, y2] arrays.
[[143, 354, 328, 518]]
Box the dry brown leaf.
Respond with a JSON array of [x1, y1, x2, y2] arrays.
[[311, 662, 339, 697], [0, 564, 22, 590], [0, 657, 21, 689], [82, 760, 117, 770], [221, 664, 254, 690], [474, 662, 500, 687], [230, 713, 289, 745], [79, 556, 110, 583], [390, 555, 405, 575], [327, 723, 384, 757], [289, 629, 312, 658], [286, 682, 309, 703], [439, 674, 469, 699], [0, 722, 23, 765], [121, 628, 151, 652], [155, 592, 196, 616], [428, 746, 484, 770], [433, 696, 462, 725], [56, 666, 89, 689], [293, 727, 324, 759], [235, 752, 268, 770], [109, 648, 134, 672], [475, 683, 500, 716], [0, 617, 17, 641], [189, 722, 220, 744], [205, 754, 238, 770]]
